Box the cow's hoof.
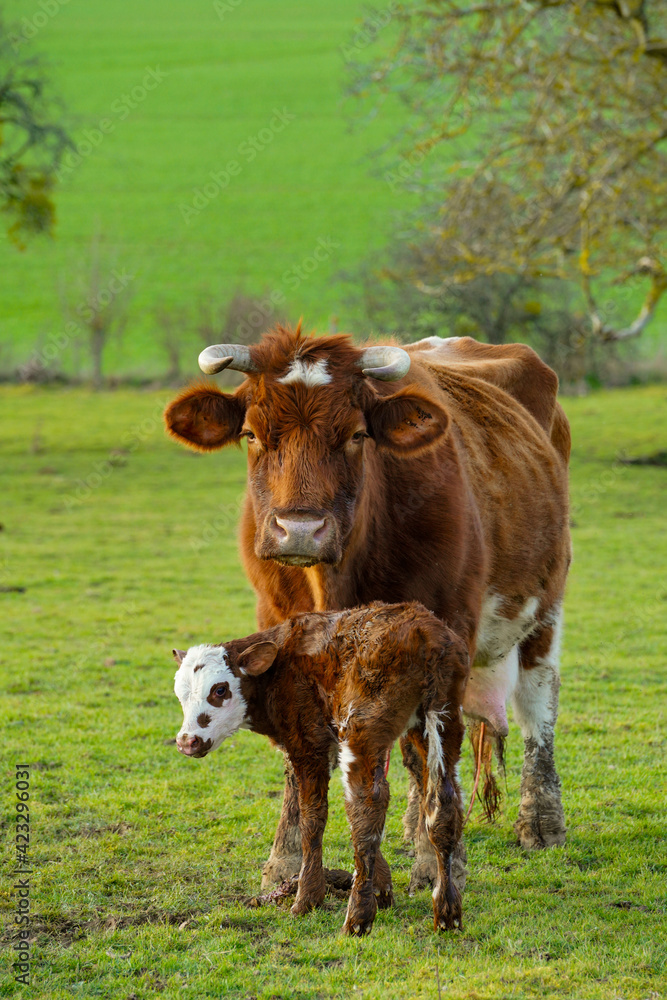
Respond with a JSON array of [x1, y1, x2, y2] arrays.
[[451, 838, 468, 896], [515, 797, 566, 850], [261, 853, 303, 889], [408, 856, 437, 895]]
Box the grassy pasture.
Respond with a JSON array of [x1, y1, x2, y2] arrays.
[[0, 382, 666, 999]]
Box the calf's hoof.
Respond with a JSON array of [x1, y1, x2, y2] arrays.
[[342, 893, 377, 937], [515, 796, 566, 850], [290, 894, 320, 917], [374, 884, 394, 910], [290, 876, 326, 916], [261, 852, 303, 889], [373, 852, 394, 910], [433, 891, 463, 932]]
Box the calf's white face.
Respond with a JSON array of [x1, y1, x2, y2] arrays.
[[173, 644, 247, 758]]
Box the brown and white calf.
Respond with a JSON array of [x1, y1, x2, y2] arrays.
[[172, 602, 469, 935]]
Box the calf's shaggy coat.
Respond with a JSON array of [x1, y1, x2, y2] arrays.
[[173, 602, 469, 935]]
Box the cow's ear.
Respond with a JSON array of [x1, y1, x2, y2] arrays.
[[164, 384, 245, 451], [366, 389, 449, 453], [172, 649, 187, 665], [237, 641, 279, 676]]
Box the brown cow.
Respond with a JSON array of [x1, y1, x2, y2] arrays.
[[164, 326, 571, 890], [172, 602, 469, 935]]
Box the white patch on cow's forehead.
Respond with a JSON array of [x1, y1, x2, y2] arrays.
[[278, 357, 332, 387]]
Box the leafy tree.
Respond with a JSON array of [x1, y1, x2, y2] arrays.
[[350, 0, 667, 342], [1, 16, 70, 247]]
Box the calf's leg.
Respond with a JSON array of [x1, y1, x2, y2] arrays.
[[402, 732, 467, 898], [512, 616, 566, 850], [261, 756, 303, 888], [290, 764, 330, 916], [420, 706, 465, 931], [340, 742, 393, 936]]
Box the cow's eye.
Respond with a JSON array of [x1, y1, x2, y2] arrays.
[[215, 683, 229, 699], [351, 431, 367, 443], [243, 430, 256, 443]]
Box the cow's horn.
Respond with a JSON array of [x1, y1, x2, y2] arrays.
[[198, 344, 258, 375], [358, 346, 411, 382]]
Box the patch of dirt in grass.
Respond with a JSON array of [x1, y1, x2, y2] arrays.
[[3, 908, 206, 948], [31, 760, 64, 771], [609, 900, 651, 912], [12, 916, 87, 947], [104, 910, 200, 930]]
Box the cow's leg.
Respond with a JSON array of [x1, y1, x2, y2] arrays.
[[261, 756, 303, 888], [340, 742, 392, 936], [402, 773, 421, 843], [512, 615, 566, 849], [403, 728, 467, 897], [290, 763, 329, 916]]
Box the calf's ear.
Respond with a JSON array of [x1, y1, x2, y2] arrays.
[[172, 649, 187, 665], [366, 389, 449, 453], [164, 384, 245, 451], [237, 641, 279, 676]]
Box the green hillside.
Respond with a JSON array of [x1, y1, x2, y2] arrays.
[[1, 0, 407, 376], [1, 1, 665, 381]]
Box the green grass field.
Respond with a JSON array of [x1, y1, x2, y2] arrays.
[[0, 383, 665, 999]]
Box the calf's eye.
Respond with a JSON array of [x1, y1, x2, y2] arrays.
[[215, 683, 229, 699]]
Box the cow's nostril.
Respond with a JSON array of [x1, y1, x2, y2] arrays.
[[313, 521, 329, 542], [187, 735, 201, 750], [273, 518, 288, 541]]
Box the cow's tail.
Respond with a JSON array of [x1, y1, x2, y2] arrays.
[[467, 720, 504, 823]]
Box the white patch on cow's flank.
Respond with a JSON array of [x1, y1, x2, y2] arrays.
[[278, 357, 332, 387], [338, 740, 355, 803], [511, 606, 563, 745], [174, 644, 247, 753], [463, 593, 541, 734], [475, 593, 540, 665]]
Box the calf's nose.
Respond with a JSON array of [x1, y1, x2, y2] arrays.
[[178, 734, 203, 756]]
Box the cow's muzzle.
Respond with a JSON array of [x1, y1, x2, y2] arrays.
[[260, 511, 340, 566]]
